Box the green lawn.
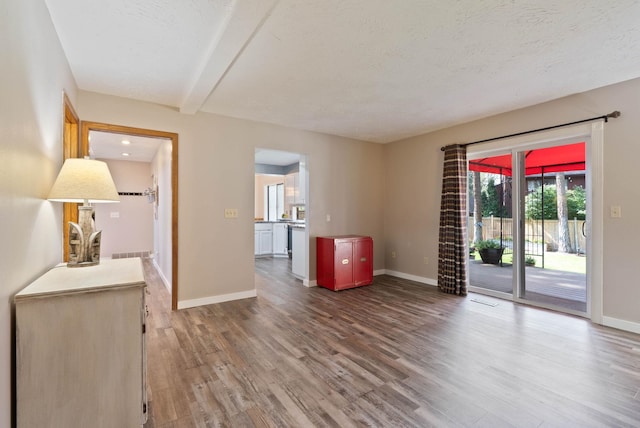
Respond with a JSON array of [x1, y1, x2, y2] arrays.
[[472, 250, 586, 274]]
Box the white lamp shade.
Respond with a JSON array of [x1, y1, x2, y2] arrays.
[[48, 158, 120, 203]]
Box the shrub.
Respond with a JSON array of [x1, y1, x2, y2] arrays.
[[475, 239, 503, 250]]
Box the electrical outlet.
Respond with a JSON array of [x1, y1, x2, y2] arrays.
[[424, 256, 429, 265], [610, 205, 622, 218], [224, 208, 238, 219], [391, 251, 396, 259], [326, 214, 331, 222]]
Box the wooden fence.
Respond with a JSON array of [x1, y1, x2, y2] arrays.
[[469, 216, 587, 253]]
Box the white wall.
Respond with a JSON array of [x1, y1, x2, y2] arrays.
[[77, 91, 386, 306], [94, 159, 153, 257], [384, 77, 640, 329], [152, 140, 173, 290], [0, 0, 77, 425]]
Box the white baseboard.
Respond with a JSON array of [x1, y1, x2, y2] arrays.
[[382, 269, 438, 287], [602, 316, 640, 334], [307, 270, 385, 287], [177, 289, 257, 310], [378, 270, 640, 335], [152, 259, 172, 294]]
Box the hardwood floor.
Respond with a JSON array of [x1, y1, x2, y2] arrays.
[[143, 257, 640, 427]]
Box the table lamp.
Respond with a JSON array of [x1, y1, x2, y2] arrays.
[[48, 158, 120, 267]]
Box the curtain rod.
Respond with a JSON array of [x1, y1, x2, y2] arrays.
[[441, 111, 621, 151]]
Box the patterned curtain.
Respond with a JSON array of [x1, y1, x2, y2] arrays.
[[438, 145, 469, 295]]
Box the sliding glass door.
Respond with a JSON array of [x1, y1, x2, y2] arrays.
[[468, 152, 514, 298], [518, 143, 587, 313], [469, 141, 589, 316]]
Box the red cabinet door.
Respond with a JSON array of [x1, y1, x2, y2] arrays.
[[333, 241, 354, 290], [354, 237, 373, 286]]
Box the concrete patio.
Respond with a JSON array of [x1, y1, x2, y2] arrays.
[[469, 259, 587, 312]]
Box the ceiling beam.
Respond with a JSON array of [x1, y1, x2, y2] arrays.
[[179, 0, 280, 114]]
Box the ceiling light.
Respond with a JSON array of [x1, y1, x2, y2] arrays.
[[122, 152, 130, 157], [121, 139, 131, 145]]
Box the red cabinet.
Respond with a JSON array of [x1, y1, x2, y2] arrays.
[[316, 235, 373, 291]]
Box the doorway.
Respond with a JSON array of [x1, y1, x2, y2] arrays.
[[254, 149, 309, 284], [467, 122, 604, 321], [81, 122, 179, 310]]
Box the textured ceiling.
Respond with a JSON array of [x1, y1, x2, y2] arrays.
[[89, 131, 165, 162], [45, 0, 640, 143], [255, 149, 300, 166]]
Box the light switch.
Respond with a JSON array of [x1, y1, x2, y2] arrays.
[[224, 208, 239, 219], [610, 205, 622, 218]]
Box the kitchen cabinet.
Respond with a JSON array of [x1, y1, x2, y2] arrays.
[[297, 165, 306, 204], [285, 170, 306, 206], [316, 235, 373, 291], [254, 223, 273, 255], [285, 173, 295, 207], [15, 258, 147, 428], [273, 222, 288, 256]]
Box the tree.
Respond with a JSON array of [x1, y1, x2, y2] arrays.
[[525, 185, 557, 220], [481, 176, 505, 217], [567, 185, 586, 220], [556, 173, 573, 253], [525, 182, 586, 221], [472, 171, 483, 243]]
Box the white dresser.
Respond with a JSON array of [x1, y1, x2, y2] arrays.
[[15, 258, 148, 428]]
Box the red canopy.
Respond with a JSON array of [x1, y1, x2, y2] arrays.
[[469, 142, 585, 176]]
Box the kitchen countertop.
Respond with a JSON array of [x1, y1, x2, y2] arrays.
[[255, 220, 305, 227]]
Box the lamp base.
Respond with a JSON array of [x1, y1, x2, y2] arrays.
[[67, 205, 102, 267]]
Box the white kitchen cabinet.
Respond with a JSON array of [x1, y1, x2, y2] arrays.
[[297, 162, 306, 204], [273, 223, 288, 256], [259, 230, 273, 254], [285, 170, 306, 205], [15, 258, 147, 428], [284, 173, 295, 207], [292, 172, 300, 203], [254, 222, 273, 255]]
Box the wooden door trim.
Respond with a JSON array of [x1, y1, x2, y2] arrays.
[[62, 92, 79, 262], [80, 121, 179, 311]]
